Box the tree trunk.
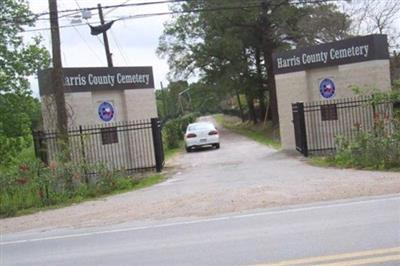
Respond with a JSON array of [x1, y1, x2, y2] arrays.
[[261, 1, 279, 128], [234, 87, 245, 122], [245, 91, 257, 124], [264, 50, 279, 127], [240, 71, 257, 124], [255, 47, 267, 121]]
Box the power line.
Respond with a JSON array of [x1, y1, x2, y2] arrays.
[[72, 0, 104, 47], [20, 0, 342, 33], [71, 0, 106, 64], [95, 35, 105, 46], [3, 0, 340, 24], [70, 24, 106, 65], [35, 0, 189, 17], [68, 0, 105, 65], [104, 0, 133, 66], [118, 3, 264, 20], [105, 0, 133, 16], [73, 0, 82, 10], [110, 30, 130, 65], [23, 3, 265, 32]]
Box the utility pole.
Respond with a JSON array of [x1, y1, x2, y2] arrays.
[[49, 0, 69, 149], [98, 3, 113, 67], [178, 88, 191, 113]]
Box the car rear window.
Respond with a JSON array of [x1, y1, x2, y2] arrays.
[[188, 124, 214, 131]]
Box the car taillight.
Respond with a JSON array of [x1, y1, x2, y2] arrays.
[[186, 133, 197, 138], [208, 130, 218, 135]]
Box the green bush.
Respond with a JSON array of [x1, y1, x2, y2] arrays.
[[0, 160, 47, 216], [163, 119, 182, 149], [335, 132, 400, 169], [180, 112, 198, 130], [329, 91, 400, 170], [115, 177, 135, 190], [334, 108, 400, 170], [0, 158, 158, 217], [162, 112, 199, 149]]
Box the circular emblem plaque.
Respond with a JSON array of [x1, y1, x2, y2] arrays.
[[98, 102, 114, 122], [319, 78, 336, 99]]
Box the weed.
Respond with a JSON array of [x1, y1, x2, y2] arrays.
[[0, 158, 165, 217]]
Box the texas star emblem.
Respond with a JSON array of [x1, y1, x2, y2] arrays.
[[319, 78, 336, 99], [98, 101, 114, 122]]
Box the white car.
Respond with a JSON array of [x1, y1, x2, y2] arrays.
[[184, 122, 220, 152]]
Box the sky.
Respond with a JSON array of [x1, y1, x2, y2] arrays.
[[25, 0, 173, 97]]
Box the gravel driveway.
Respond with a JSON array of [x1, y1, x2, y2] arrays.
[[1, 116, 399, 234]]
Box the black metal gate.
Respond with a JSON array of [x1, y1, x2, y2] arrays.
[[292, 96, 396, 157], [292, 102, 308, 157], [33, 118, 164, 173]]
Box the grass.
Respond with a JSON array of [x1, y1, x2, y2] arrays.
[[2, 174, 165, 218], [309, 155, 400, 172], [164, 141, 184, 160], [214, 114, 281, 149], [0, 140, 36, 175], [130, 174, 164, 190], [309, 156, 337, 168]]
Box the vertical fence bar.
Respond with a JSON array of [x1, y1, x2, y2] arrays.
[[33, 130, 48, 164], [79, 125, 89, 184], [329, 101, 336, 151], [141, 120, 148, 168], [115, 123, 119, 170], [151, 118, 164, 172], [315, 102, 322, 152], [299, 102, 309, 157], [32, 129, 40, 160], [79, 126, 85, 161], [294, 102, 308, 157], [128, 121, 138, 169], [145, 120, 151, 168], [321, 101, 328, 151], [292, 103, 302, 154], [133, 121, 139, 170], [123, 122, 128, 173], [146, 120, 153, 167], [139, 120, 145, 168], [307, 106, 315, 152]]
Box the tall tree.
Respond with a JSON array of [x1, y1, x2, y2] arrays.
[[158, 0, 351, 126], [0, 0, 50, 166], [295, 4, 351, 46], [344, 0, 400, 49], [1, 0, 50, 95], [158, 0, 267, 123]]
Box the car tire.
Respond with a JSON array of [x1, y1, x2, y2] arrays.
[[215, 143, 220, 149], [185, 146, 191, 152]]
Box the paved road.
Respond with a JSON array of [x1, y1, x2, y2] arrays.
[[2, 196, 399, 266]]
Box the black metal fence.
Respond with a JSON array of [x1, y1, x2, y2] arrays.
[[33, 118, 164, 173], [292, 96, 397, 156], [292, 102, 308, 156]]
